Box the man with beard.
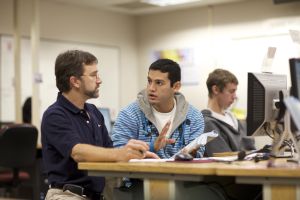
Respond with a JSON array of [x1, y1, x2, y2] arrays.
[[202, 69, 255, 157], [112, 58, 205, 159], [41, 50, 158, 200]]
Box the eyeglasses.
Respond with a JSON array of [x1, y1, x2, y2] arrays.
[[81, 73, 100, 80]]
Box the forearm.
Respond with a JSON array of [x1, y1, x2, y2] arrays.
[[71, 140, 157, 162], [71, 143, 123, 162]]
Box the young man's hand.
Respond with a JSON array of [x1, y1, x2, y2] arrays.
[[154, 121, 175, 152], [181, 147, 198, 158]]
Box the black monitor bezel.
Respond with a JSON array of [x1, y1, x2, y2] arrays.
[[289, 58, 300, 99]]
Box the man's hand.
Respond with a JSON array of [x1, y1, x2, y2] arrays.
[[145, 151, 160, 159], [154, 121, 175, 152], [118, 139, 160, 161]]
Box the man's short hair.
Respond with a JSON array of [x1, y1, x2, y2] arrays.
[[55, 50, 98, 92], [206, 69, 238, 98], [149, 58, 181, 87]]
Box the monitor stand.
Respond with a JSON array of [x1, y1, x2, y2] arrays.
[[268, 104, 300, 166]]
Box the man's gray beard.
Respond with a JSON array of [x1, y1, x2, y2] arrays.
[[84, 90, 98, 99]]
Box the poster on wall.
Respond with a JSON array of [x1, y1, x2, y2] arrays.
[[152, 48, 199, 85]]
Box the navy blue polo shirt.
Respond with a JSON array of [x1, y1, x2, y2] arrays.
[[41, 93, 112, 193]]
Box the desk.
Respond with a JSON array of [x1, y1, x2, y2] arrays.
[[79, 159, 300, 200], [216, 160, 300, 200]]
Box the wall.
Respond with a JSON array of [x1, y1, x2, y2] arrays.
[[0, 0, 300, 120], [0, 0, 139, 119], [137, 0, 300, 117], [1, 36, 120, 121]]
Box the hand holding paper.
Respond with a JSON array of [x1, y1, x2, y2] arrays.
[[180, 130, 219, 153]]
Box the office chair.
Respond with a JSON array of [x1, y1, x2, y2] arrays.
[[0, 124, 38, 197]]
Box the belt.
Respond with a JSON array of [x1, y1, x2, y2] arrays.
[[50, 184, 103, 200]]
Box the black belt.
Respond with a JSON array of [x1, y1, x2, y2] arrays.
[[50, 184, 103, 200]]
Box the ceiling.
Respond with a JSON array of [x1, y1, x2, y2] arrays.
[[47, 0, 252, 15]]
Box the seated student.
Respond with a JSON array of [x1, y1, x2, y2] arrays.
[[202, 69, 255, 157], [41, 50, 158, 200], [112, 58, 205, 158], [202, 69, 262, 200]]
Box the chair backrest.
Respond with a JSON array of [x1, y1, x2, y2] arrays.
[[0, 124, 38, 168]]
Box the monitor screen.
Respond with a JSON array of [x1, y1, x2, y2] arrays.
[[247, 72, 287, 136], [289, 58, 300, 99], [289, 58, 300, 133], [98, 108, 112, 135]]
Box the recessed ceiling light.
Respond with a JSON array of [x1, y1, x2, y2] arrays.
[[142, 0, 202, 7]]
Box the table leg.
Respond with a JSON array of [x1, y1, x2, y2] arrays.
[[144, 179, 171, 200], [264, 184, 298, 200]]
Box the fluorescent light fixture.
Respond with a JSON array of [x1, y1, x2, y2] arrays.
[[142, 0, 202, 7]]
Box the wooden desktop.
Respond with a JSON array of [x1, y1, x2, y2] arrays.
[[79, 158, 300, 200]]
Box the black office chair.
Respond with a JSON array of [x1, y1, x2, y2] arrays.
[[0, 124, 38, 197]]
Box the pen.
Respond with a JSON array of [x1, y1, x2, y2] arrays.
[[139, 150, 145, 155]]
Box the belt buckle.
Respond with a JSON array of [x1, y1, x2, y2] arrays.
[[62, 184, 86, 197]]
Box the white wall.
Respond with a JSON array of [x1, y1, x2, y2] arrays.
[[0, 0, 139, 119], [1, 36, 120, 121], [137, 0, 300, 117]]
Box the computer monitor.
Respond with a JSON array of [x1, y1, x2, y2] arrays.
[[247, 72, 287, 136], [98, 108, 112, 135], [289, 58, 300, 99], [289, 58, 300, 132]]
